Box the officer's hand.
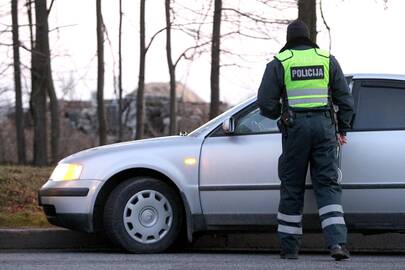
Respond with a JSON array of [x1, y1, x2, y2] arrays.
[[338, 134, 348, 145]]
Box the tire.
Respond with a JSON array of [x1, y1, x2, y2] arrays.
[[103, 177, 183, 253]]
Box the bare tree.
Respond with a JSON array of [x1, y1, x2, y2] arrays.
[[117, 0, 123, 141], [319, 0, 331, 51], [135, 1, 195, 138], [31, 0, 49, 165], [165, 0, 177, 135], [135, 0, 146, 139], [172, 0, 289, 119], [164, 1, 217, 133], [209, 0, 222, 119], [46, 2, 59, 163], [11, 0, 27, 164], [47, 74, 59, 163], [165, 0, 218, 135], [27, 0, 59, 164], [298, 0, 316, 43], [96, 0, 106, 145], [26, 0, 34, 118], [136, 1, 166, 139]]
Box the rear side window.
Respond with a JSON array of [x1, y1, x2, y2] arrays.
[[354, 80, 405, 130]]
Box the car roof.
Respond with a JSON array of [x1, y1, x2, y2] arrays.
[[348, 73, 405, 81]]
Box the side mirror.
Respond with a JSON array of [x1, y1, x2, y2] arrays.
[[179, 131, 188, 136], [222, 117, 235, 134]]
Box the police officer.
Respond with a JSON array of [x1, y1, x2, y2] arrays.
[[257, 20, 354, 260]]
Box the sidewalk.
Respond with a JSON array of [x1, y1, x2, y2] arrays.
[[1, 229, 405, 252]]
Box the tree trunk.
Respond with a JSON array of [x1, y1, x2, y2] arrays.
[[47, 61, 59, 163], [31, 0, 48, 166], [26, 0, 34, 51], [11, 0, 27, 164], [136, 0, 146, 139], [209, 0, 222, 119], [298, 0, 317, 43], [45, 4, 59, 163], [117, 0, 123, 141], [26, 0, 34, 125], [96, 0, 107, 145], [165, 0, 177, 135], [26, 0, 36, 164]]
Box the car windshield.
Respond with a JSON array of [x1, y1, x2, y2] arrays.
[[187, 109, 231, 137], [188, 97, 256, 137]]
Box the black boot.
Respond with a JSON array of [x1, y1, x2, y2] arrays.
[[329, 244, 350, 261]]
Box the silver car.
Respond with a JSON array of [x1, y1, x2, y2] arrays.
[[39, 74, 405, 253]]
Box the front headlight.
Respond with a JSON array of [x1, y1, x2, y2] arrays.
[[50, 163, 83, 181]]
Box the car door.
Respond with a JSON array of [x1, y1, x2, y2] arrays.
[[341, 79, 405, 231], [199, 102, 318, 226]]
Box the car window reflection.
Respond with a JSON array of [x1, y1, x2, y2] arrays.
[[235, 108, 279, 135]]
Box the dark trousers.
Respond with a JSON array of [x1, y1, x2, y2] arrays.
[[277, 111, 347, 252]]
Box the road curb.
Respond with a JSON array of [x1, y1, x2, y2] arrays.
[[0, 229, 114, 250], [191, 232, 405, 253], [1, 229, 405, 252]]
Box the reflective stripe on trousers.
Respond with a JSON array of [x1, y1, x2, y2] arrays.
[[321, 217, 346, 229], [277, 212, 303, 235], [277, 212, 302, 223], [319, 204, 344, 216], [278, 224, 303, 235], [319, 204, 345, 229]]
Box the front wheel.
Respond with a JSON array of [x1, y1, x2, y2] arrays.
[[103, 177, 183, 253]]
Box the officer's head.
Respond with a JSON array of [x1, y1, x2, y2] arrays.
[[286, 20, 310, 42]]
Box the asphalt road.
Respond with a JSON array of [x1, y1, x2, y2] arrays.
[[1, 251, 405, 270]]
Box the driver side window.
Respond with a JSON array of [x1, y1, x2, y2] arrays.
[[234, 107, 279, 135]]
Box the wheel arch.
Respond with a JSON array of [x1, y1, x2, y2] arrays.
[[92, 167, 195, 241]]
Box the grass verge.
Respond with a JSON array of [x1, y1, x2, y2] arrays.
[[0, 165, 53, 228]]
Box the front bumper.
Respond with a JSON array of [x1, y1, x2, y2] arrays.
[[38, 179, 103, 232]]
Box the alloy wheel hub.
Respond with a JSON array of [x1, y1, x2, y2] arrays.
[[139, 207, 158, 227]]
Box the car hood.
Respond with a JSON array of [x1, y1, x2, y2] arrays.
[[61, 135, 200, 164]]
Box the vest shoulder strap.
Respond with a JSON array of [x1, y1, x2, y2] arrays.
[[275, 50, 293, 62], [314, 48, 330, 58]]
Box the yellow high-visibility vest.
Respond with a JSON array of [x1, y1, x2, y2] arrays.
[[275, 48, 330, 108]]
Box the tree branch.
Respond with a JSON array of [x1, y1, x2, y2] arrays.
[[0, 63, 12, 77], [222, 7, 290, 25], [47, 0, 55, 16], [174, 39, 212, 68], [145, 27, 167, 53], [49, 24, 78, 32], [319, 0, 331, 51]]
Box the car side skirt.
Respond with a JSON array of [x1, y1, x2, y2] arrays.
[[199, 183, 405, 191], [201, 213, 405, 233]]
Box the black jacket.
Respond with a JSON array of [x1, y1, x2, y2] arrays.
[[257, 43, 355, 134]]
